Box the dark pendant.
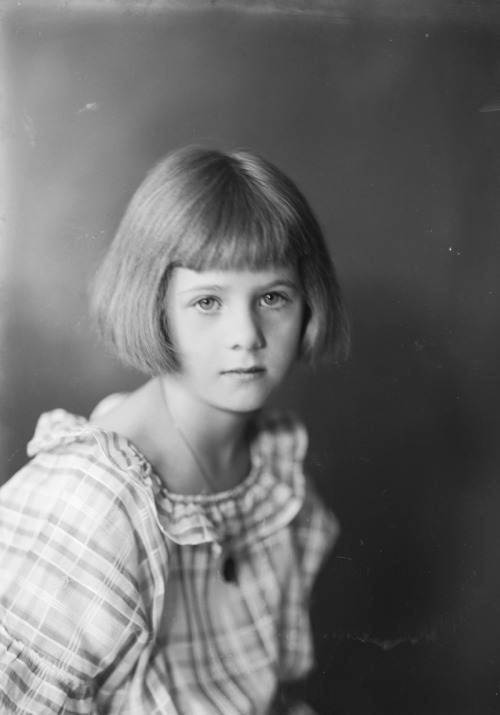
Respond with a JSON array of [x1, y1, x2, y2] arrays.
[[222, 553, 238, 583]]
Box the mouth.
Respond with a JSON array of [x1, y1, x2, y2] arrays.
[[221, 367, 266, 376]]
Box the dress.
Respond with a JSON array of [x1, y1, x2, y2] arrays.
[[0, 407, 339, 715]]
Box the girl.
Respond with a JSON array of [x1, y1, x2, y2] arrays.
[[0, 146, 349, 714]]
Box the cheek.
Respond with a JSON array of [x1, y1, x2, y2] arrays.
[[174, 324, 219, 373]]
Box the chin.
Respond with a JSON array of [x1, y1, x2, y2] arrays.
[[203, 380, 277, 414], [215, 393, 271, 415], [220, 401, 266, 416]]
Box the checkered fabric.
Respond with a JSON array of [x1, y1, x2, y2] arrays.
[[0, 407, 339, 714]]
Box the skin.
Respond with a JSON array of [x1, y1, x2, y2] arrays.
[[164, 266, 305, 415], [93, 265, 305, 494]]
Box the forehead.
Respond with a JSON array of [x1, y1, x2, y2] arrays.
[[169, 265, 301, 294]]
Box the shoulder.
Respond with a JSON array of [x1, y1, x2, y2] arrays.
[[89, 392, 129, 421], [299, 476, 341, 543], [289, 476, 340, 594], [0, 409, 168, 709], [2, 409, 160, 558], [253, 409, 308, 466], [0, 411, 162, 681], [254, 411, 340, 574], [251, 409, 339, 548]]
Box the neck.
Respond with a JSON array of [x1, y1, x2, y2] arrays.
[[158, 376, 253, 492]]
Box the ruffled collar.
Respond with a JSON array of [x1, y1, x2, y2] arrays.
[[27, 408, 308, 549]]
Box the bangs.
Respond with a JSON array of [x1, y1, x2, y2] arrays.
[[169, 176, 302, 271]]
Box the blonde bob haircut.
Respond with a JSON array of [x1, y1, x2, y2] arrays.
[[91, 145, 349, 375]]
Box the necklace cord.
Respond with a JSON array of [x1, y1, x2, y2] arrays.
[[159, 378, 222, 494], [159, 379, 239, 583]]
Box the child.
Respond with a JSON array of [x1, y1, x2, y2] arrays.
[[0, 146, 349, 714]]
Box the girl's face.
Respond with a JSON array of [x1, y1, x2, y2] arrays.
[[165, 265, 305, 415]]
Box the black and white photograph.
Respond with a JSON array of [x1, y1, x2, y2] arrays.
[[1, 1, 500, 713]]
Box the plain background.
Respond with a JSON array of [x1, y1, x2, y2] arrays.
[[1, 3, 500, 712]]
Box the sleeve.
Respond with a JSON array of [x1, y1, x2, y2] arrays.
[[274, 479, 340, 714], [0, 455, 155, 714], [292, 478, 340, 604]]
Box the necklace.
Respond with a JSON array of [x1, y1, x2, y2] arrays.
[[159, 380, 238, 584]]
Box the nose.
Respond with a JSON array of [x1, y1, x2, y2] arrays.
[[228, 304, 265, 351]]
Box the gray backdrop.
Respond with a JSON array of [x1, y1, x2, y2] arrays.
[[2, 4, 500, 713]]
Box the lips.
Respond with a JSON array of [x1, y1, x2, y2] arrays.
[[221, 367, 265, 375]]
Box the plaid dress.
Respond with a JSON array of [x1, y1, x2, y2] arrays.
[[0, 408, 339, 714]]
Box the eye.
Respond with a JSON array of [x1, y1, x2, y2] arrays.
[[260, 292, 287, 308], [195, 296, 220, 312]]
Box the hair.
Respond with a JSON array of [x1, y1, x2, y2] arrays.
[[91, 145, 349, 375]]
